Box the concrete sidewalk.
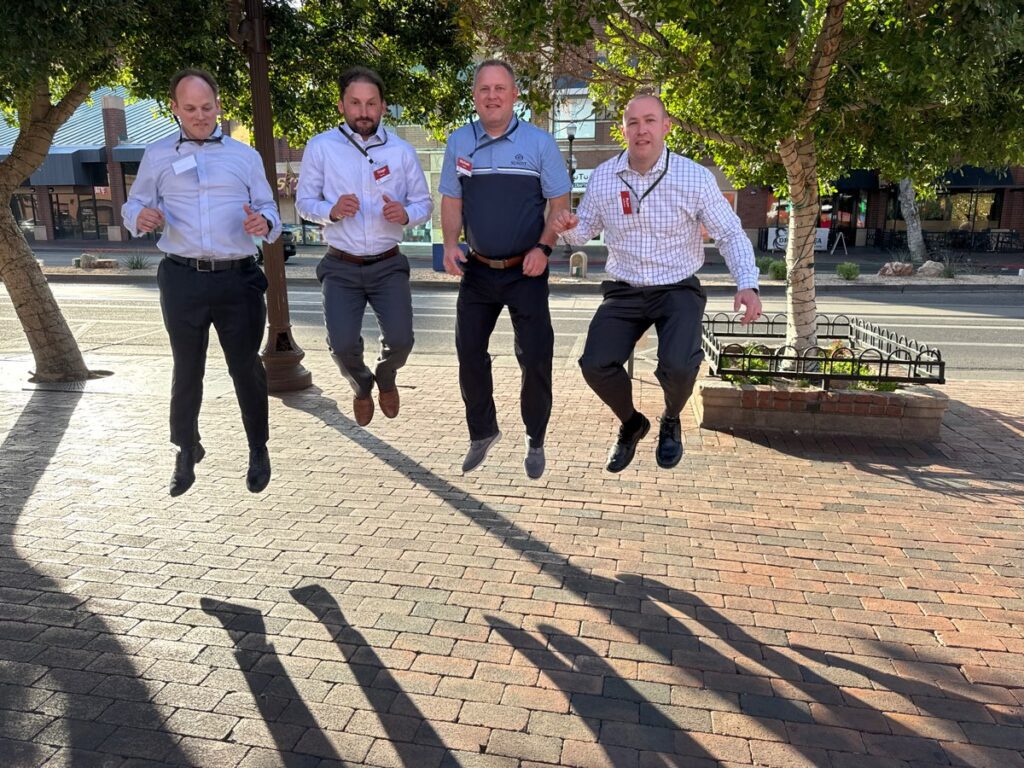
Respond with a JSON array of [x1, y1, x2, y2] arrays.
[[1, 349, 1023, 767]]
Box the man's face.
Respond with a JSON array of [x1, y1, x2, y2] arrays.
[[473, 65, 517, 129], [339, 80, 386, 138], [623, 96, 671, 168], [171, 77, 220, 140]]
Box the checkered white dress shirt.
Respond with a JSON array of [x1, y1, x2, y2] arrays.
[[562, 150, 759, 290]]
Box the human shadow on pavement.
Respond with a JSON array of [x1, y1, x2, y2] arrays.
[[200, 597, 345, 767], [291, 583, 455, 768], [282, 391, 958, 765], [0, 390, 188, 766]]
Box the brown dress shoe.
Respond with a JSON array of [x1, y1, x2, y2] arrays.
[[378, 388, 400, 419], [353, 395, 374, 426]]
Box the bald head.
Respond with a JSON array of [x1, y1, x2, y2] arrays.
[[622, 94, 671, 173]]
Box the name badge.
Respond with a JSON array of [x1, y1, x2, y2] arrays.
[[172, 155, 197, 175], [620, 190, 633, 215], [373, 164, 392, 184], [456, 157, 473, 177]]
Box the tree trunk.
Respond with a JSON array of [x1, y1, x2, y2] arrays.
[[0, 199, 92, 382], [778, 136, 819, 352], [899, 178, 927, 263]]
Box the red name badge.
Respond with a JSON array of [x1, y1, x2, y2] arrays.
[[620, 190, 633, 215], [373, 164, 391, 184], [456, 157, 473, 176]]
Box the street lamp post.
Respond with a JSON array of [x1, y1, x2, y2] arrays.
[[229, 0, 312, 392], [564, 123, 577, 263]]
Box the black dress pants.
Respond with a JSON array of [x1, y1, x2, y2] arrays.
[[455, 261, 553, 447], [157, 258, 269, 450], [579, 276, 706, 423]]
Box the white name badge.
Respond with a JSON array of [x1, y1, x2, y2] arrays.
[[172, 155, 198, 175]]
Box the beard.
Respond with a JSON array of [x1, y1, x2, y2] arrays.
[[347, 116, 380, 138]]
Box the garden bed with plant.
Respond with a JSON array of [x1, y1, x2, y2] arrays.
[[694, 313, 949, 439]]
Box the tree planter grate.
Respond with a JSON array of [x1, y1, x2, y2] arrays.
[[702, 313, 946, 389]]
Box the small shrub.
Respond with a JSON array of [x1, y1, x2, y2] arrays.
[[836, 262, 860, 280], [768, 259, 787, 280], [756, 255, 773, 275], [721, 344, 772, 385], [121, 252, 151, 270]]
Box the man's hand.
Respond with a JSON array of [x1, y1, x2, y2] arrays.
[[443, 244, 468, 276], [522, 247, 549, 277], [136, 207, 165, 233], [382, 194, 409, 225], [330, 193, 360, 221], [243, 204, 269, 237], [549, 209, 579, 235], [734, 288, 762, 325]]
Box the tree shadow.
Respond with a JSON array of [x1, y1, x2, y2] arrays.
[[713, 395, 1024, 504], [291, 583, 453, 767], [200, 598, 345, 767], [280, 390, 966, 765], [0, 390, 187, 766]]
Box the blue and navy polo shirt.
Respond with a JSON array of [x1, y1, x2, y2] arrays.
[[439, 116, 571, 259]]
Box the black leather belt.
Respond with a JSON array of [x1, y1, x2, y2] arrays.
[[326, 245, 400, 265], [165, 253, 255, 272], [470, 250, 526, 269]]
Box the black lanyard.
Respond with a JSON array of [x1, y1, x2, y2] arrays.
[[468, 116, 519, 159], [338, 126, 388, 164], [617, 149, 670, 211]]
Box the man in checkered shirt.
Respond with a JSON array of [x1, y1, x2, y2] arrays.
[[553, 94, 762, 473]]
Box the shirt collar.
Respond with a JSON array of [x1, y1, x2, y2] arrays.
[[339, 123, 388, 145], [616, 147, 669, 177], [472, 115, 520, 147], [175, 124, 224, 150]]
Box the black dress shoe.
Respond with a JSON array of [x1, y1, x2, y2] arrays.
[[606, 414, 650, 473], [656, 416, 684, 469], [169, 443, 205, 497], [246, 445, 271, 493]]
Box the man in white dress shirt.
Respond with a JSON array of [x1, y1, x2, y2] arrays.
[[122, 68, 281, 497], [553, 94, 762, 473], [297, 66, 432, 427]]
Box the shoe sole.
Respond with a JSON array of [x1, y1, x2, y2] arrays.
[[606, 419, 650, 473], [462, 432, 502, 473]]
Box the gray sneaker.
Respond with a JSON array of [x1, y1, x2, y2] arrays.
[[462, 431, 502, 473], [524, 443, 545, 479]]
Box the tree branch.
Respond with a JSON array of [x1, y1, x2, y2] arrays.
[[669, 116, 779, 162], [798, 0, 847, 129]]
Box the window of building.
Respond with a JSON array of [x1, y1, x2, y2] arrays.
[[552, 87, 596, 140]]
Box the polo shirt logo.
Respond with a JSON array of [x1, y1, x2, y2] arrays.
[[510, 153, 529, 167]]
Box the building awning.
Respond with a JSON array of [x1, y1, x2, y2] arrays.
[[943, 166, 1018, 189], [833, 170, 879, 191], [0, 146, 107, 186], [112, 144, 149, 163]]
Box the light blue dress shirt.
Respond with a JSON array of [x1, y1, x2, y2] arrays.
[[122, 131, 281, 259], [296, 125, 432, 255]]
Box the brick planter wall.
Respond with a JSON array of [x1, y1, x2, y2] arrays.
[[694, 380, 950, 440]]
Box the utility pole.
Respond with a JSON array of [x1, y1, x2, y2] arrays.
[[229, 0, 312, 392]]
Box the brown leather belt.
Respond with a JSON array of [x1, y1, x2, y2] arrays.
[[470, 250, 525, 269], [326, 245, 400, 265], [166, 253, 255, 272]]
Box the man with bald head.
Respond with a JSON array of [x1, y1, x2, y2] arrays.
[[552, 94, 761, 473], [123, 68, 281, 497]]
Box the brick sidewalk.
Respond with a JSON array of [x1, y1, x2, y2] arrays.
[[1, 351, 1022, 767]]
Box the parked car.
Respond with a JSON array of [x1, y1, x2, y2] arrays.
[[256, 224, 296, 264]]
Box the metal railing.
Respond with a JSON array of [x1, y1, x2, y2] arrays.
[[702, 313, 946, 389]]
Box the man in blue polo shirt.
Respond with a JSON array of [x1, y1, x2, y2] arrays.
[[440, 59, 571, 479]]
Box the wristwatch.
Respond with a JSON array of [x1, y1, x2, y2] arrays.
[[534, 243, 553, 257]]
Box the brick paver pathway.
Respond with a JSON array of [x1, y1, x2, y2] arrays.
[[1, 351, 1022, 767]]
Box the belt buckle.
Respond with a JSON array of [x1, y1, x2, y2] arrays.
[[195, 259, 214, 272]]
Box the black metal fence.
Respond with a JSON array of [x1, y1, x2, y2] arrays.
[[702, 313, 946, 389], [867, 228, 1023, 253]]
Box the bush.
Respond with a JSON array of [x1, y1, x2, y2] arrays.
[[756, 255, 773, 275], [836, 262, 860, 280], [768, 259, 787, 280], [121, 253, 151, 270]]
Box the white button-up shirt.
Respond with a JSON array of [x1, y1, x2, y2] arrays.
[[562, 150, 759, 290], [296, 125, 432, 255], [122, 131, 281, 259]]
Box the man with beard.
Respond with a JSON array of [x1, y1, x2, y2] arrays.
[[123, 68, 280, 497], [439, 59, 570, 479], [297, 66, 432, 426]]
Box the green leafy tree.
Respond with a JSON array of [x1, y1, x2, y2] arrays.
[[468, 0, 1024, 350], [1, 0, 471, 382]]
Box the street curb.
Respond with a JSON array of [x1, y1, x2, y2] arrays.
[[41, 271, 1024, 296]]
